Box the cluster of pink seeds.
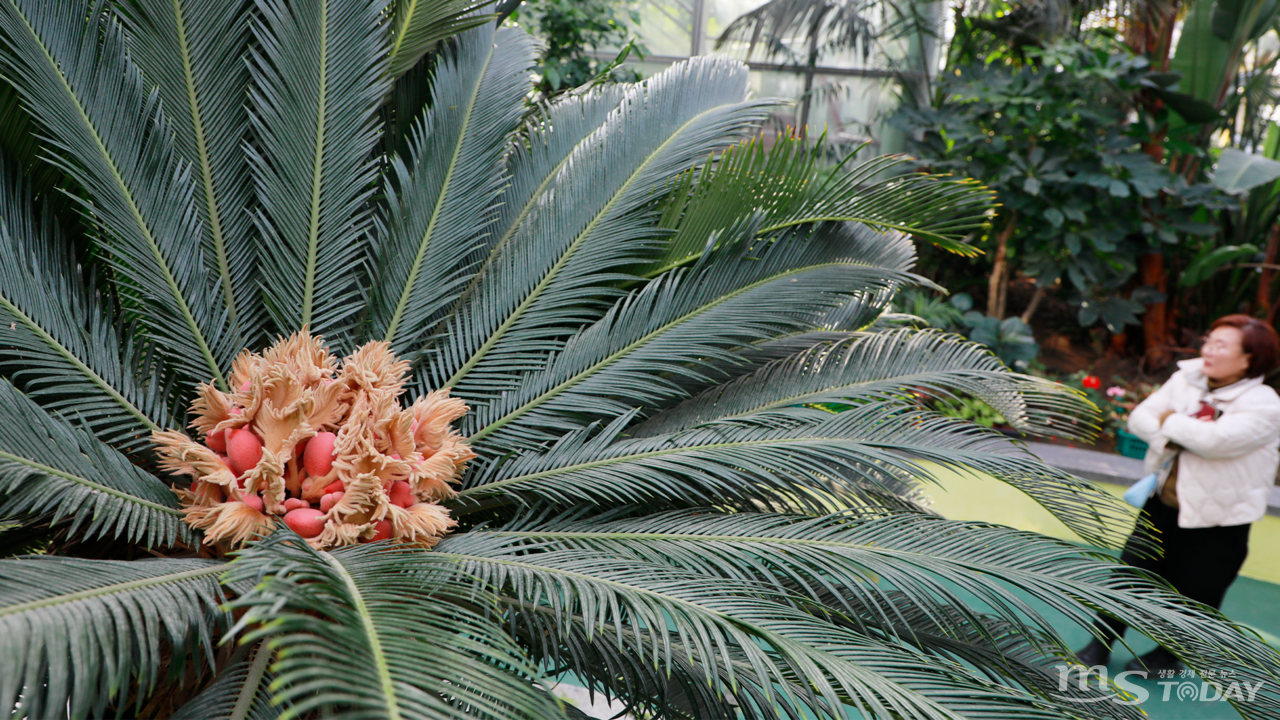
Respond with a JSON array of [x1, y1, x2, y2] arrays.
[[153, 331, 475, 549]]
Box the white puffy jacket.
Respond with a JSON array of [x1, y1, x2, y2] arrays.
[[1128, 358, 1280, 528]]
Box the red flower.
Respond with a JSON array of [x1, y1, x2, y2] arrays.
[[1082, 375, 1101, 389]]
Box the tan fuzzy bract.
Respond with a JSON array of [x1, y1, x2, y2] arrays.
[[153, 330, 472, 550]]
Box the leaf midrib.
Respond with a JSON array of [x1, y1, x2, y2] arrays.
[[170, 0, 239, 325], [0, 292, 162, 434], [6, 0, 226, 388], [321, 551, 403, 720], [0, 563, 222, 617], [383, 29, 496, 344], [466, 261, 861, 444], [442, 100, 739, 390], [301, 0, 331, 328], [0, 449, 182, 514]]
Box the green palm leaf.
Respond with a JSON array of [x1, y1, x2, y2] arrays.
[[171, 643, 283, 720], [385, 0, 488, 78], [0, 164, 175, 451], [0, 0, 237, 385], [0, 556, 228, 720], [0, 380, 190, 547], [463, 221, 916, 452], [416, 83, 626, 380], [458, 402, 1130, 545], [249, 0, 387, 338], [225, 533, 567, 720], [646, 137, 993, 278], [115, 0, 258, 337], [424, 56, 774, 397], [632, 328, 1087, 438], [369, 24, 534, 358], [459, 511, 1280, 717], [436, 531, 1119, 720]]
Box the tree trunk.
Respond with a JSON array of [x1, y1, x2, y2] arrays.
[[1140, 252, 1171, 368], [1020, 283, 1047, 324], [1257, 222, 1280, 317], [797, 10, 826, 136], [987, 211, 1016, 319]]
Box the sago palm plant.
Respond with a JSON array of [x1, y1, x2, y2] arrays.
[[1, 1, 1279, 718]]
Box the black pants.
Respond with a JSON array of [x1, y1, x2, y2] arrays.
[[1095, 493, 1251, 644]]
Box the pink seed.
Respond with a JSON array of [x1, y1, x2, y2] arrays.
[[206, 428, 227, 452], [240, 380, 252, 393], [320, 491, 344, 513], [227, 429, 264, 476], [283, 498, 309, 511], [367, 520, 393, 542], [284, 508, 326, 538], [322, 479, 345, 495], [304, 432, 336, 477], [240, 495, 264, 512], [389, 481, 414, 509]]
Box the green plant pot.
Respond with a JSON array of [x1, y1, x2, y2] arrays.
[[1116, 429, 1148, 459]]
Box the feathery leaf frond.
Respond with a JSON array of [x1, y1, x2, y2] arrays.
[[0, 0, 237, 385], [0, 381, 190, 547], [249, 0, 388, 338], [171, 643, 283, 720], [425, 56, 775, 396], [646, 138, 993, 277], [458, 402, 1131, 547], [370, 24, 534, 357], [464, 221, 916, 452], [0, 163, 175, 451], [0, 556, 228, 720], [633, 328, 1089, 438], [436, 531, 1117, 720], [385, 0, 488, 78], [116, 0, 258, 336], [225, 533, 566, 720]]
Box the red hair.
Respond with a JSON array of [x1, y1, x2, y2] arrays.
[[1210, 315, 1280, 378]]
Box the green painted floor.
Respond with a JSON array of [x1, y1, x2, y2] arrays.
[[924, 462, 1280, 719]]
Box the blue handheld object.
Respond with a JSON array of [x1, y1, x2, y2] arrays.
[[1124, 473, 1158, 507]]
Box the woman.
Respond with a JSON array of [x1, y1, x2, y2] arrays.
[[1075, 315, 1280, 672]]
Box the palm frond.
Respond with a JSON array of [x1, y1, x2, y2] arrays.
[[0, 0, 237, 385], [249, 0, 388, 339], [0, 556, 228, 720], [506, 598, 825, 720], [463, 221, 916, 453], [0, 381, 190, 548], [224, 532, 566, 720], [115, 0, 258, 337], [0, 162, 176, 451], [631, 329, 1088, 438], [171, 643, 283, 720], [645, 138, 992, 278], [385, 0, 488, 78], [458, 402, 1131, 547], [813, 588, 1142, 719], [369, 24, 534, 359], [421, 83, 627, 379], [459, 511, 1280, 718], [435, 530, 1123, 720], [423, 56, 774, 396]]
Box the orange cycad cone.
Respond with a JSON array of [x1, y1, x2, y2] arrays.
[[153, 330, 475, 549]]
